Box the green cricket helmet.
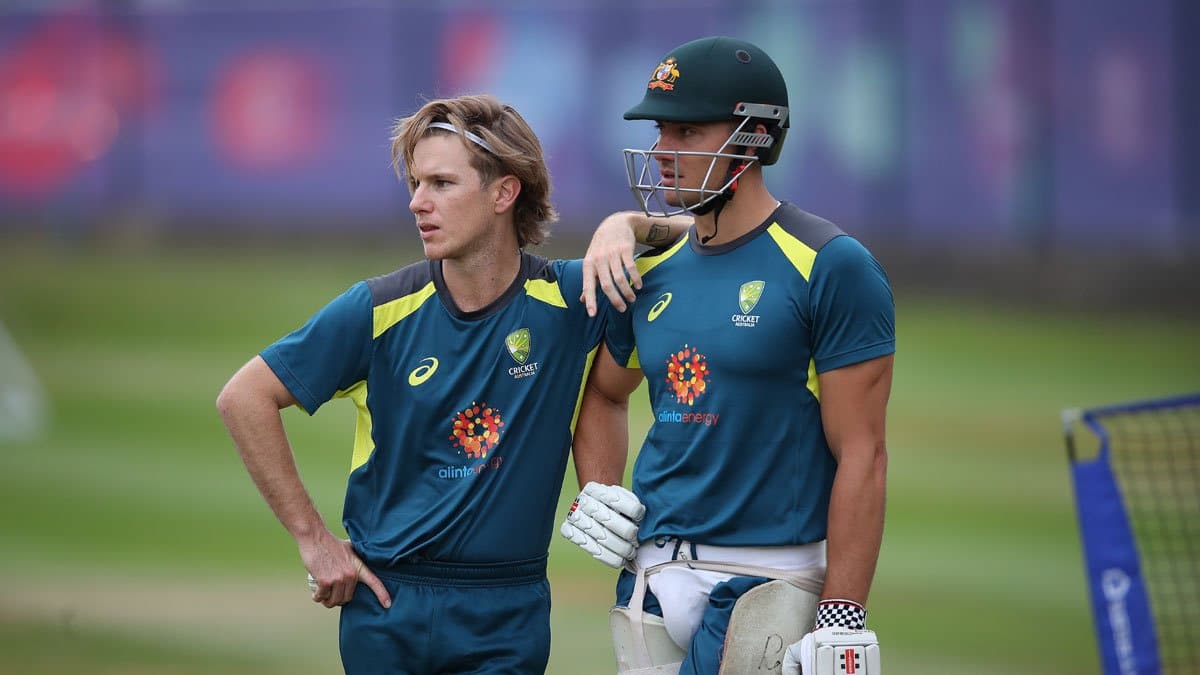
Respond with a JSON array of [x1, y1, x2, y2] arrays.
[[623, 36, 790, 217]]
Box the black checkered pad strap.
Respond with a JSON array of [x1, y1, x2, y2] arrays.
[[815, 598, 866, 630]]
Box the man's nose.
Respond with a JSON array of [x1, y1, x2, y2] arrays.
[[409, 187, 428, 214]]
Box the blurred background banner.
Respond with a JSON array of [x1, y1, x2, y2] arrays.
[[0, 0, 1195, 255]]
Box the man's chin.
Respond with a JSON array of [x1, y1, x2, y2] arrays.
[[421, 242, 451, 260]]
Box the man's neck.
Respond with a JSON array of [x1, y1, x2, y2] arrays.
[[690, 181, 779, 247], [440, 245, 523, 313]]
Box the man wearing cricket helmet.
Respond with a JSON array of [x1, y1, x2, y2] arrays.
[[563, 35, 895, 675]]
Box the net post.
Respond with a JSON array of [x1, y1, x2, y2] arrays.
[[1061, 407, 1082, 462]]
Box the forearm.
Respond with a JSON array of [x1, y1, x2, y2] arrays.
[[217, 391, 325, 541], [571, 386, 630, 487], [822, 441, 887, 604], [626, 211, 692, 246]]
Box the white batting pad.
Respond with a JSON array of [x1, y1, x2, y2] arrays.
[[610, 605, 685, 674], [718, 580, 819, 675]]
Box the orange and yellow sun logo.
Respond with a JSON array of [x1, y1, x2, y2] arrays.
[[449, 402, 504, 459], [666, 345, 710, 405]]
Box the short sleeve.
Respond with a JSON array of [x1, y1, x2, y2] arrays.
[[604, 302, 638, 369], [260, 281, 374, 414], [553, 258, 611, 353], [808, 236, 896, 373]]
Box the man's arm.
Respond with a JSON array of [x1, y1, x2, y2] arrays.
[[571, 344, 646, 487], [561, 345, 648, 568], [817, 353, 893, 604], [216, 355, 390, 609], [581, 211, 692, 316]]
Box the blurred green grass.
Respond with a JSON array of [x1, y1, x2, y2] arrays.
[[1, 240, 1197, 674]]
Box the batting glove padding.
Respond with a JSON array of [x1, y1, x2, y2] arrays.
[[559, 482, 645, 568], [782, 627, 881, 675]]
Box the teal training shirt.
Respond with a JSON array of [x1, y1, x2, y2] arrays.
[[261, 253, 605, 565], [605, 202, 896, 546]]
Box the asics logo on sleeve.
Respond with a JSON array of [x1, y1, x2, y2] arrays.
[[647, 292, 673, 322], [408, 357, 439, 386]]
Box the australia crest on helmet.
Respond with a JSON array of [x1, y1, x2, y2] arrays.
[[648, 57, 680, 91]]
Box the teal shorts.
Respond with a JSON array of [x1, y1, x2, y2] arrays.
[[340, 556, 550, 675]]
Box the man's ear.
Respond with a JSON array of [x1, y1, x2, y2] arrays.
[[493, 175, 521, 214]]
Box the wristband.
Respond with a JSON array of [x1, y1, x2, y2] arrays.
[[815, 598, 866, 630]]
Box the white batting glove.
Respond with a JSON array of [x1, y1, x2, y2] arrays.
[[782, 627, 881, 675], [559, 482, 645, 568]]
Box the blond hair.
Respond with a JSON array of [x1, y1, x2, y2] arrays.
[[391, 95, 556, 247]]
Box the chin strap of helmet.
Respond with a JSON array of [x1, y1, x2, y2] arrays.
[[694, 160, 748, 244]]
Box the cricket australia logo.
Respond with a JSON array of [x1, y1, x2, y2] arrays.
[[733, 280, 764, 328], [505, 328, 539, 379]]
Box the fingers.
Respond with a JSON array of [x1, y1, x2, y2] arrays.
[[574, 494, 639, 543], [566, 508, 637, 560], [308, 558, 391, 610], [309, 569, 354, 608], [595, 254, 628, 314], [559, 518, 632, 569], [357, 562, 392, 609], [581, 248, 642, 316], [582, 482, 647, 522], [580, 256, 598, 317], [607, 254, 637, 306], [623, 250, 643, 293]]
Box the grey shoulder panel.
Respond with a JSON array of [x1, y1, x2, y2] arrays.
[[524, 252, 558, 282], [773, 202, 846, 252], [365, 260, 434, 307]]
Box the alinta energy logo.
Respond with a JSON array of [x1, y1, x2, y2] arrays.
[[441, 402, 506, 479], [659, 344, 719, 427], [732, 280, 764, 328], [505, 328, 539, 379]]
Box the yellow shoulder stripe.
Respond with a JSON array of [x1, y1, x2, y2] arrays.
[[373, 282, 437, 338], [766, 223, 818, 281], [636, 234, 689, 277], [525, 278, 567, 308]]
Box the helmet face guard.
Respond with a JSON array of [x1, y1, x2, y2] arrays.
[[623, 102, 787, 217]]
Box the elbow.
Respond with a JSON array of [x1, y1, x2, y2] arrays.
[[215, 380, 238, 420], [216, 373, 254, 421]]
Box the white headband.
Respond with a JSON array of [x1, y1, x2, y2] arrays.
[[428, 122, 498, 155]]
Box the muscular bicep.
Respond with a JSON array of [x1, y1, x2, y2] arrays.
[[587, 343, 644, 404], [817, 354, 893, 462]]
